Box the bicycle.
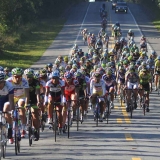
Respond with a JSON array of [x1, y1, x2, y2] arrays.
[[105, 93, 111, 124], [76, 97, 85, 131], [82, 33, 87, 45], [26, 105, 32, 146], [0, 111, 8, 158], [125, 86, 136, 118], [13, 106, 22, 155], [48, 102, 61, 142], [139, 89, 148, 116], [93, 96, 104, 127], [66, 100, 73, 139]]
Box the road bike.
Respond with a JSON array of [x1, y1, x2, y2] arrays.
[[13, 106, 22, 155], [0, 111, 8, 159]]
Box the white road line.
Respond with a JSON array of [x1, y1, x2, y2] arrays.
[[128, 8, 153, 53], [69, 3, 91, 55]]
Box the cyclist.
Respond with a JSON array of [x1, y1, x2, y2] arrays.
[[125, 66, 139, 112], [24, 69, 41, 141], [102, 69, 116, 109], [4, 67, 12, 79], [154, 56, 160, 91], [127, 29, 134, 40], [6, 67, 30, 138], [90, 71, 106, 122], [139, 68, 152, 112], [0, 71, 14, 144], [46, 63, 53, 80], [74, 71, 87, 121], [45, 71, 65, 134], [63, 71, 79, 124]]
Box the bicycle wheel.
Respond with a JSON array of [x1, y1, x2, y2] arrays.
[[76, 106, 79, 131], [96, 104, 98, 127], [54, 111, 57, 142], [143, 103, 145, 116], [15, 131, 18, 155], [17, 137, 20, 153], [67, 109, 70, 139], [106, 100, 110, 124], [130, 102, 133, 119], [29, 126, 32, 146]]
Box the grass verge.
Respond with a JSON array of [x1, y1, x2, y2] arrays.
[[0, 18, 65, 69]]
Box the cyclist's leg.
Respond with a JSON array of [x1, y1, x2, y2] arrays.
[[31, 106, 40, 141], [71, 93, 77, 120], [154, 73, 158, 90], [3, 102, 13, 143], [18, 99, 27, 138], [47, 96, 53, 123]]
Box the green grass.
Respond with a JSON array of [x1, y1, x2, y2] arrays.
[[0, 18, 65, 69]]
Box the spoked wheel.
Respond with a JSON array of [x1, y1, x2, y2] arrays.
[[29, 127, 32, 147], [130, 104, 133, 119], [76, 107, 79, 131], [96, 105, 99, 127], [143, 104, 146, 116], [67, 110, 70, 139], [15, 133, 18, 155], [106, 101, 110, 124], [17, 140, 20, 153], [54, 112, 57, 142]]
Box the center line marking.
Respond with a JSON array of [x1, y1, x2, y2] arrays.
[[125, 133, 133, 141], [132, 158, 141, 160]]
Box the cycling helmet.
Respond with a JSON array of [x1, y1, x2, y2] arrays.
[[101, 63, 106, 68], [96, 67, 105, 75], [129, 66, 135, 72], [0, 71, 5, 81], [93, 71, 101, 77], [72, 64, 77, 69], [52, 71, 60, 78], [106, 69, 112, 75], [39, 69, 47, 78], [142, 61, 146, 66], [59, 66, 65, 72], [47, 63, 53, 68], [103, 52, 108, 57], [136, 60, 141, 65], [74, 71, 82, 79], [64, 56, 68, 62], [157, 56, 160, 60], [0, 66, 4, 71], [141, 68, 147, 72], [119, 66, 124, 70], [128, 29, 132, 33], [11, 68, 23, 75], [24, 68, 34, 76], [55, 60, 60, 65], [4, 67, 9, 71], [78, 48, 82, 52], [68, 61, 73, 65], [151, 50, 156, 55], [34, 71, 40, 79], [64, 71, 73, 79]]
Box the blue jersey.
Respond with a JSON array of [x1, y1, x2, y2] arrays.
[[0, 81, 14, 111]]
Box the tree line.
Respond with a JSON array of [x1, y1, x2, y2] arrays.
[[0, 0, 83, 50]]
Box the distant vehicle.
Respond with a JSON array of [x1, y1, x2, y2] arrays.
[[115, 2, 128, 13], [112, 0, 117, 9]]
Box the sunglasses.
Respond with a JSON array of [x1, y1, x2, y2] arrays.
[[13, 75, 22, 78]]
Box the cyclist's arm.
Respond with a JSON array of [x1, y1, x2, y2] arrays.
[[35, 85, 40, 104], [102, 81, 106, 96], [24, 88, 30, 106], [9, 93, 14, 110]]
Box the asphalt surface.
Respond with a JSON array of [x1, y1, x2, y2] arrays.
[[5, 1, 160, 160]]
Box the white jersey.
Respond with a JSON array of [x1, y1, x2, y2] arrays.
[[90, 79, 106, 96], [6, 77, 29, 98]]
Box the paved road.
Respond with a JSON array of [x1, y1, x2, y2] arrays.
[[6, 2, 160, 160]]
